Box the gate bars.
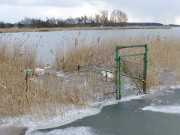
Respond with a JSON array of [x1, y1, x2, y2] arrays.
[[116, 44, 147, 100], [77, 44, 147, 100]]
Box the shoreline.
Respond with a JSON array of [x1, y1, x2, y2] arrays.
[[0, 95, 144, 135], [1, 85, 180, 135], [0, 29, 179, 135], [0, 26, 172, 33]]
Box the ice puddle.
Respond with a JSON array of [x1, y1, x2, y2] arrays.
[[26, 85, 180, 135]]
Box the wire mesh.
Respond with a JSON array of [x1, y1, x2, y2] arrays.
[[120, 55, 144, 96], [116, 45, 147, 99]]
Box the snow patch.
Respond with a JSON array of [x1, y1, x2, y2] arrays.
[[120, 95, 144, 102], [34, 68, 45, 76], [0, 94, 144, 135], [164, 90, 174, 93], [56, 72, 64, 77], [28, 95, 144, 131], [142, 105, 180, 114], [26, 126, 96, 135], [32, 107, 100, 131], [170, 85, 180, 89]]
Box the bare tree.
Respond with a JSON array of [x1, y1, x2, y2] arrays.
[[110, 10, 117, 23], [46, 17, 56, 27], [116, 10, 128, 26], [94, 13, 101, 26], [110, 10, 128, 26], [56, 18, 66, 27], [75, 17, 82, 25], [99, 10, 109, 26], [83, 15, 88, 24], [8, 9, 128, 28], [21, 17, 32, 28], [65, 17, 75, 26]]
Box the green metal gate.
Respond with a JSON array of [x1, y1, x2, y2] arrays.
[[115, 44, 148, 100], [77, 44, 147, 100]]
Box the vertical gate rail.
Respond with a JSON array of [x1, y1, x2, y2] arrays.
[[116, 44, 148, 100]]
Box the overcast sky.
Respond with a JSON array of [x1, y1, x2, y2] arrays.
[[0, 0, 180, 24]]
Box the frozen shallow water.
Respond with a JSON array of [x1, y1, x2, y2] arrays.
[[27, 87, 180, 135]]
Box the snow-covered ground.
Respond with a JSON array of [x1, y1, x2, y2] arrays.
[[27, 126, 96, 135], [142, 105, 180, 114], [1, 81, 179, 135], [0, 94, 144, 135], [141, 85, 180, 114]]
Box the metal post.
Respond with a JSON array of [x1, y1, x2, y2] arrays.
[[77, 44, 147, 100], [62, 56, 64, 69], [115, 47, 119, 99], [106, 71, 107, 82], [143, 44, 147, 93], [25, 69, 28, 92], [77, 64, 80, 75], [119, 56, 122, 99]]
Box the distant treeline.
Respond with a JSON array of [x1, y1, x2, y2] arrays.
[[0, 10, 128, 28]]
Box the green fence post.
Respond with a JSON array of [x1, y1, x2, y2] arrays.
[[143, 44, 147, 94], [25, 69, 28, 92], [106, 71, 107, 82], [119, 56, 122, 99], [77, 64, 80, 75], [115, 47, 119, 99]]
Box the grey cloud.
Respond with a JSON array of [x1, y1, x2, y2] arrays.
[[0, 0, 180, 24], [94, 0, 180, 23], [0, 0, 87, 7]]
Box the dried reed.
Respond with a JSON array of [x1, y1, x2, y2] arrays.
[[0, 33, 180, 122], [56, 34, 180, 90]]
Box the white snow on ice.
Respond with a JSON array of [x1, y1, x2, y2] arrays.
[[142, 105, 180, 114], [56, 72, 64, 77], [25, 95, 144, 133], [170, 85, 180, 89], [26, 126, 96, 135], [0, 94, 144, 135]]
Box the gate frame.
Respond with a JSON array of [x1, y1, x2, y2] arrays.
[[115, 44, 148, 100]]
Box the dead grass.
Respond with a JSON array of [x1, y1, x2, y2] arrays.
[[0, 41, 112, 120], [0, 32, 180, 122], [56, 34, 180, 90]]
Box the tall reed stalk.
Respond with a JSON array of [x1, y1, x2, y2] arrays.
[[56, 34, 180, 89], [0, 33, 180, 122]]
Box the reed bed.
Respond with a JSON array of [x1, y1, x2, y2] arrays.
[[56, 34, 180, 89], [0, 41, 113, 121], [0, 33, 180, 123]]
